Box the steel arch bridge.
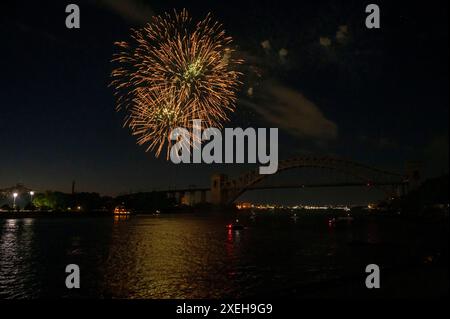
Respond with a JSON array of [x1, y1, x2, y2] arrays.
[[211, 157, 410, 204]]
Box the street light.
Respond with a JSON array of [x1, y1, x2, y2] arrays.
[[13, 192, 18, 209], [29, 191, 34, 203]]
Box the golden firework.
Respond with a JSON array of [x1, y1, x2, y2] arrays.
[[111, 9, 242, 157]]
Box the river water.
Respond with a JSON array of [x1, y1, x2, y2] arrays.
[[0, 212, 447, 298]]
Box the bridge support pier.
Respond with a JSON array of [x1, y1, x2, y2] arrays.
[[189, 191, 196, 206], [200, 190, 206, 203], [167, 192, 175, 201], [176, 191, 185, 205], [211, 174, 229, 205]]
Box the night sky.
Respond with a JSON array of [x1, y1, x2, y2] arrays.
[[1, 0, 448, 204]]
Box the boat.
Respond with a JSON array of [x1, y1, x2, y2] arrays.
[[227, 219, 244, 231], [113, 205, 131, 215]]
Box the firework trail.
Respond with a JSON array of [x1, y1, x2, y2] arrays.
[[111, 9, 242, 157]]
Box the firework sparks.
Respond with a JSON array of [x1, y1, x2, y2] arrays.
[[111, 9, 242, 157]]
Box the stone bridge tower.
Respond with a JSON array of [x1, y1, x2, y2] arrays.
[[211, 174, 229, 205]]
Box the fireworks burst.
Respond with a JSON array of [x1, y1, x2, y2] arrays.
[[111, 9, 242, 157]]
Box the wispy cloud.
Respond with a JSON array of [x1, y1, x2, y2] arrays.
[[96, 0, 154, 25], [241, 82, 338, 141]]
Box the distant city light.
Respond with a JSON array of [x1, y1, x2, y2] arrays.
[[29, 191, 35, 206], [12, 192, 18, 209], [236, 202, 352, 211]]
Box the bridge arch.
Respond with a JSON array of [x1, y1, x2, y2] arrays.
[[212, 157, 408, 204]]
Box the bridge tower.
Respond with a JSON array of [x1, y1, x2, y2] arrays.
[[211, 174, 229, 205], [405, 161, 422, 192]]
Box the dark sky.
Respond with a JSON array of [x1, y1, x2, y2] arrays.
[[0, 0, 448, 204]]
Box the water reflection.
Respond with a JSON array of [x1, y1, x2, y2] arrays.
[[0, 213, 437, 298], [0, 219, 39, 298], [101, 216, 242, 298], [113, 215, 130, 224]]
